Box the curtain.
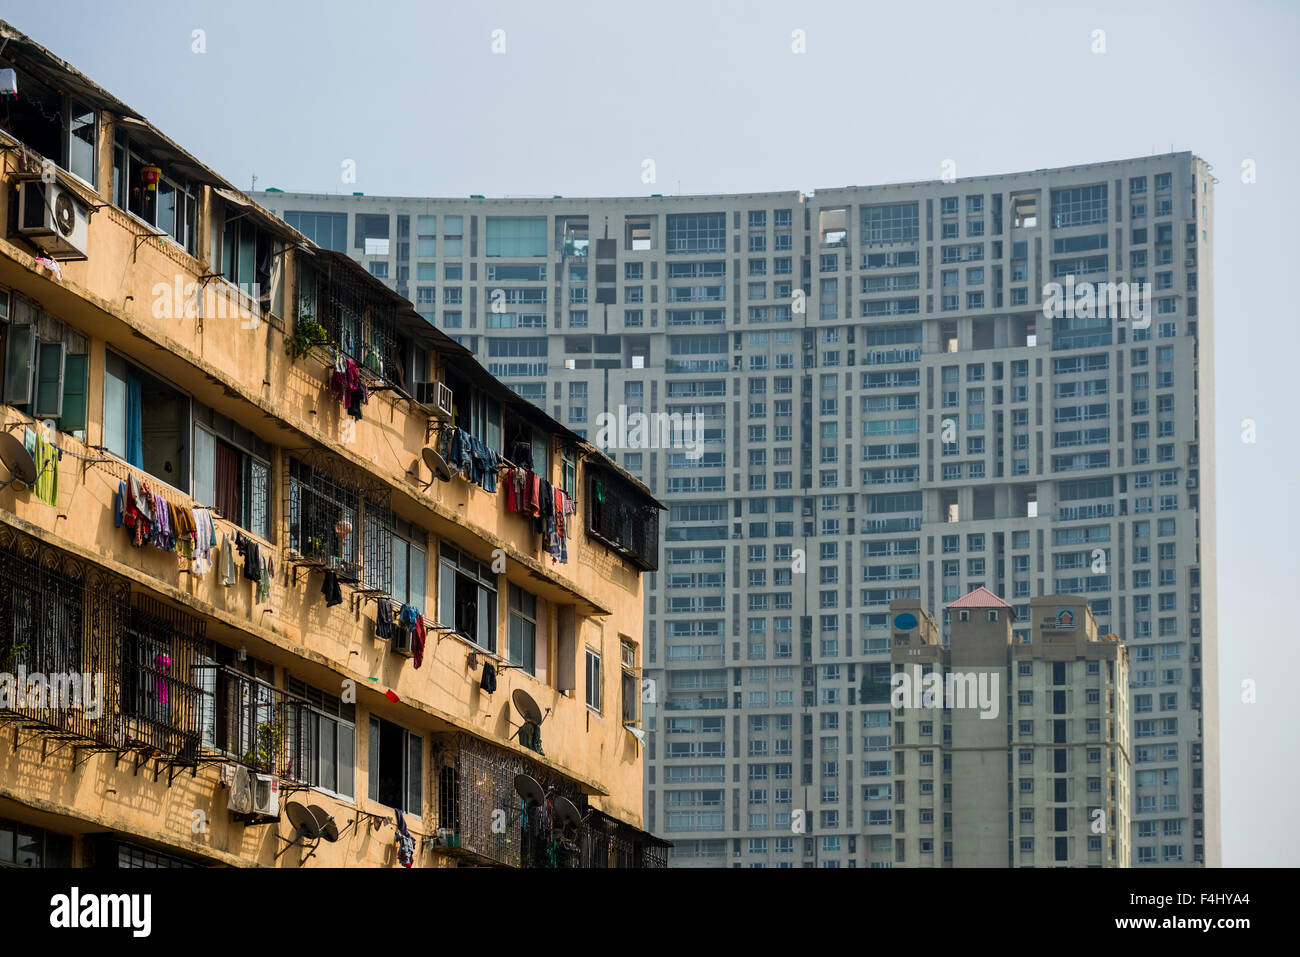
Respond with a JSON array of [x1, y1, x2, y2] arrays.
[[125, 375, 144, 468], [213, 441, 239, 522]]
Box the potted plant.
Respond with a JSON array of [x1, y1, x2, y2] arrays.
[[285, 309, 329, 360]]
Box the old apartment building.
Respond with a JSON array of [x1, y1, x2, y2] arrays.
[[0, 19, 665, 868], [889, 589, 1130, 867], [255, 147, 1216, 867]]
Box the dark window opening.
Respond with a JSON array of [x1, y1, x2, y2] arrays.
[[368, 715, 422, 815]]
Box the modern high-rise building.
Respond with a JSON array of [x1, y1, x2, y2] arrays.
[[254, 148, 1217, 867], [889, 589, 1130, 867]]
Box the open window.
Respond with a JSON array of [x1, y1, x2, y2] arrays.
[[556, 216, 589, 258], [438, 544, 498, 652], [819, 207, 847, 247], [625, 215, 652, 251], [191, 401, 270, 538], [368, 716, 422, 815], [103, 351, 190, 491], [621, 637, 640, 725], [585, 646, 602, 712], [113, 136, 197, 255], [2, 296, 90, 433], [1011, 190, 1040, 229], [0, 58, 98, 186], [354, 213, 390, 256], [216, 201, 284, 319]]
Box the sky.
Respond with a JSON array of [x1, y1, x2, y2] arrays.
[[8, 0, 1298, 867]]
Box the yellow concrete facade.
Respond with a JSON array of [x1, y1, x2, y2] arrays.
[[0, 21, 664, 868]]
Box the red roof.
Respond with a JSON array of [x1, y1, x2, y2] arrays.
[[946, 586, 1013, 609]]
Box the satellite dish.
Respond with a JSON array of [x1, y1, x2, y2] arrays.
[[553, 795, 583, 831], [307, 804, 339, 842], [512, 688, 544, 726], [286, 801, 323, 840], [422, 447, 454, 483], [0, 432, 38, 489], [513, 773, 546, 808]]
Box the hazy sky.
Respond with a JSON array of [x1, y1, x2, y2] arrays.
[[9, 0, 1298, 866]]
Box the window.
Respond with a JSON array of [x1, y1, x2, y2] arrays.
[[485, 216, 547, 257], [3, 301, 90, 432], [290, 679, 356, 800], [102, 351, 191, 491], [368, 716, 422, 815], [508, 584, 538, 675], [1, 66, 98, 187], [437, 544, 499, 652], [586, 647, 603, 711], [667, 213, 727, 254], [192, 400, 271, 539], [286, 212, 348, 252], [621, 638, 639, 725], [1051, 184, 1108, 228]]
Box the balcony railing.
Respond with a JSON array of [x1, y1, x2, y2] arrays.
[[587, 467, 660, 571], [193, 665, 312, 783]]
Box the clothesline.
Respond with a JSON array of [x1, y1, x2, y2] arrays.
[[80, 446, 251, 540]]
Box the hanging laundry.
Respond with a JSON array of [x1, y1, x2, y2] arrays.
[[219, 534, 237, 586], [328, 356, 368, 420], [173, 502, 196, 560], [151, 493, 173, 551], [154, 654, 172, 706], [257, 554, 274, 604], [394, 809, 415, 868], [412, 613, 427, 669], [526, 471, 541, 516], [191, 508, 215, 576], [480, 661, 497, 694], [122, 475, 155, 547], [443, 428, 501, 492], [235, 532, 263, 583], [321, 570, 343, 607], [375, 598, 395, 639], [23, 428, 59, 508]]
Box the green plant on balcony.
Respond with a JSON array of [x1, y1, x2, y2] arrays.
[[241, 721, 280, 772], [285, 310, 329, 360]]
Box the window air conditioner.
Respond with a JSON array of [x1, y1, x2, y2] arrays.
[[392, 622, 415, 657], [415, 381, 453, 419], [17, 180, 90, 260]]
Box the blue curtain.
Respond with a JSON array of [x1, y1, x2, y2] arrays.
[[126, 375, 143, 468]]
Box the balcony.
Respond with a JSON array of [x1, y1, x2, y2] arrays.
[[429, 732, 666, 867], [587, 465, 660, 571], [0, 524, 311, 782]]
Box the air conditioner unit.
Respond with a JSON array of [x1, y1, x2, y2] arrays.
[[415, 381, 454, 420], [17, 180, 90, 260], [391, 624, 414, 657], [227, 766, 280, 822]]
